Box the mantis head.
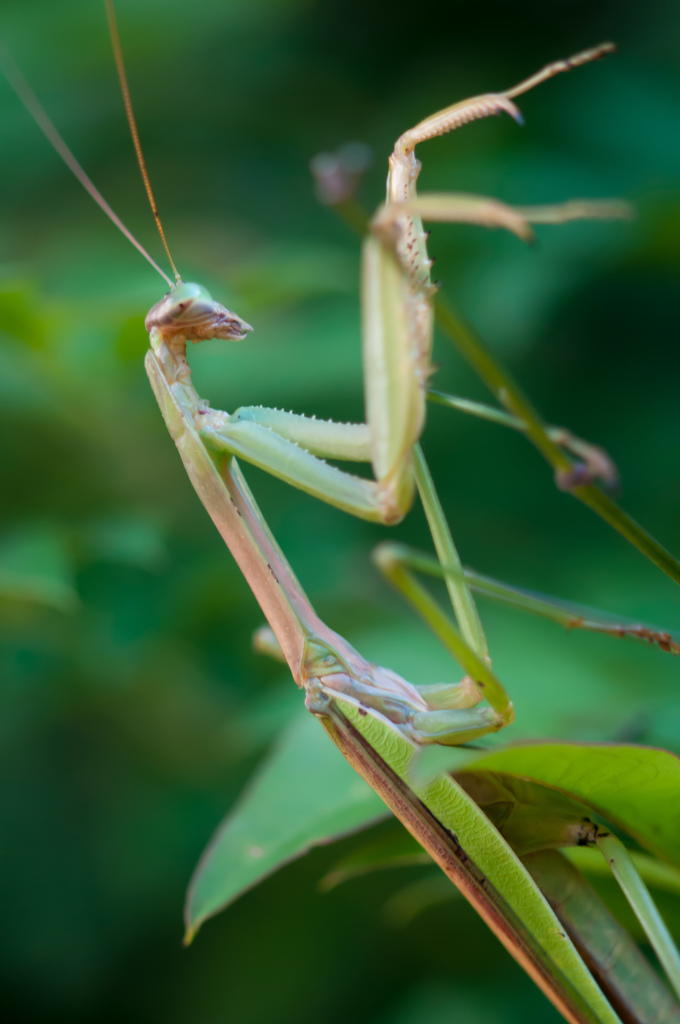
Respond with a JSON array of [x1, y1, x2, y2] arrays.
[[145, 282, 253, 344]]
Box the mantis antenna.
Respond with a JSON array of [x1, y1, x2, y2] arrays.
[[105, 0, 182, 286], [0, 10, 177, 288]]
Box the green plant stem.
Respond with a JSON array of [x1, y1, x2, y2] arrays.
[[434, 297, 680, 586], [564, 847, 680, 897], [433, 297, 571, 469], [428, 390, 534, 431], [597, 833, 680, 1002]]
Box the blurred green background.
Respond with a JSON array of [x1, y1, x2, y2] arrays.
[[1, 0, 679, 1020]]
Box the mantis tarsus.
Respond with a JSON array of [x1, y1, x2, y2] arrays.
[[5, 3, 680, 1022]]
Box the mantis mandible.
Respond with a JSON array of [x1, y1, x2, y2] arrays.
[[7, 5, 680, 1022]]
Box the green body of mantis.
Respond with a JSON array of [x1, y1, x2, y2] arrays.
[[145, 305, 623, 1024], [142, 46, 637, 1023], [6, 7, 680, 1022], [144, 41, 631, 751]]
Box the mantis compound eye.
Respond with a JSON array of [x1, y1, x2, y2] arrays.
[[145, 281, 253, 343], [169, 283, 213, 319]]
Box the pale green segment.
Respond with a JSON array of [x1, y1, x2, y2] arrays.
[[412, 446, 488, 661], [525, 851, 680, 1024], [361, 235, 421, 482], [336, 696, 622, 1024], [227, 407, 372, 461], [200, 416, 385, 522], [564, 848, 680, 897], [597, 834, 680, 1002]]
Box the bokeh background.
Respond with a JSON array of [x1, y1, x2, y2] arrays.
[[1, 0, 679, 1020]]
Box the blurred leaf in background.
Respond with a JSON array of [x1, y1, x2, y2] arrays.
[[1, 0, 679, 1021]]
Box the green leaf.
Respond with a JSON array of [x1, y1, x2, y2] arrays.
[[186, 732, 680, 938], [0, 524, 78, 611], [231, 242, 357, 310], [564, 847, 680, 897], [465, 743, 680, 867], [184, 711, 386, 939], [0, 281, 46, 348], [82, 515, 167, 571], [320, 824, 430, 891], [319, 812, 680, 899]]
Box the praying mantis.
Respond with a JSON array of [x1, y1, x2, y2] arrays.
[[4, 2, 680, 1022]]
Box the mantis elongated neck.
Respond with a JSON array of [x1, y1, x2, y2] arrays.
[[145, 328, 367, 684]]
